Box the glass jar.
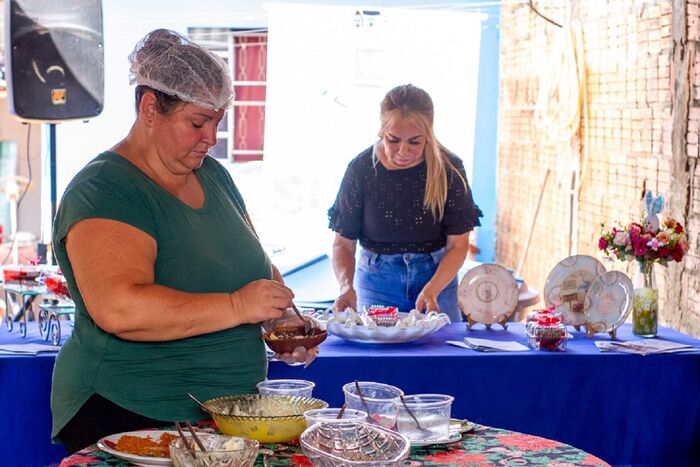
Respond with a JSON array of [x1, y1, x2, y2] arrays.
[[526, 315, 567, 351], [632, 261, 658, 337]]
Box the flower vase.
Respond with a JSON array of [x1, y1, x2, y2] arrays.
[[632, 261, 658, 337]]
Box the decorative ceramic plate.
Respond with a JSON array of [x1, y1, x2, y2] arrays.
[[543, 255, 606, 326], [458, 264, 519, 325], [326, 310, 450, 344], [97, 430, 177, 466], [584, 271, 633, 334], [411, 431, 462, 447]]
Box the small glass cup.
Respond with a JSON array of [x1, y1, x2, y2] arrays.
[[257, 379, 315, 398], [393, 394, 454, 442], [342, 381, 404, 429], [303, 407, 369, 427], [169, 434, 259, 467]]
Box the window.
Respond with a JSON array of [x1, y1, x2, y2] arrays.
[[188, 28, 267, 162]]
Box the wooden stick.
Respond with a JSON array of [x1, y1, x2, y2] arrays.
[[517, 169, 551, 277]]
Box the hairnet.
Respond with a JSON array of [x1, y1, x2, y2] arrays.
[[128, 29, 234, 111]]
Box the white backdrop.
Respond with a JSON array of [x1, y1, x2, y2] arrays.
[[263, 3, 483, 216]]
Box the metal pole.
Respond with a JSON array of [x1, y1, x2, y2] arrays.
[[49, 123, 57, 224]]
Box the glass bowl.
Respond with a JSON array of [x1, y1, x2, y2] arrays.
[[257, 379, 315, 398], [300, 421, 410, 467], [304, 408, 369, 427], [169, 434, 259, 467], [393, 394, 454, 442], [202, 394, 328, 443], [342, 382, 404, 429]]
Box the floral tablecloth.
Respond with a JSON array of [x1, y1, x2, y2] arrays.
[[60, 423, 609, 466]]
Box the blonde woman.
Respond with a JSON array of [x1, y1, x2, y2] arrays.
[[328, 84, 482, 322]]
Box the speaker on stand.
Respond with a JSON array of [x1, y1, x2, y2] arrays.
[[3, 0, 104, 260]]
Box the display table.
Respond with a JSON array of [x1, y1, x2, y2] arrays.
[[2, 322, 699, 466], [59, 423, 609, 466]]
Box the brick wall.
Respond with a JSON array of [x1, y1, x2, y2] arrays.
[[497, 0, 700, 337]]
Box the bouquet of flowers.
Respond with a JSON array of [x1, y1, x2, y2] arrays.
[[597, 191, 688, 337], [598, 217, 688, 265]]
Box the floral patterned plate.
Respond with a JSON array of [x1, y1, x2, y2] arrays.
[[544, 255, 606, 327], [584, 270, 633, 336], [458, 264, 519, 328]]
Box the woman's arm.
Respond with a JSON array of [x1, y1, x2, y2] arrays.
[[331, 233, 357, 311], [66, 218, 293, 341], [415, 232, 470, 312]]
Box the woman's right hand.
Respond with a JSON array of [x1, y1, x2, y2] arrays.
[[230, 279, 294, 324], [333, 287, 357, 311]]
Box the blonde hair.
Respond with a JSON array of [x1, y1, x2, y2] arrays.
[[375, 84, 466, 222]]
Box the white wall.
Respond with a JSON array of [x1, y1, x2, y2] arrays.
[[1, 0, 484, 245], [0, 97, 41, 240]]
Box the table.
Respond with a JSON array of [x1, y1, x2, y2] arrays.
[[283, 255, 540, 318], [3, 322, 700, 466], [268, 323, 700, 466], [59, 422, 610, 466]]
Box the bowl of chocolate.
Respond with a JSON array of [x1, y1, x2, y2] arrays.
[[263, 324, 327, 354]]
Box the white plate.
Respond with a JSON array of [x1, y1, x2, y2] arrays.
[[458, 264, 519, 325], [326, 311, 449, 344], [543, 255, 606, 326], [410, 431, 462, 447], [97, 430, 177, 466], [584, 271, 633, 333]]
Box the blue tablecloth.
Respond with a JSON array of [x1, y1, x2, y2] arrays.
[[2, 321, 699, 466]]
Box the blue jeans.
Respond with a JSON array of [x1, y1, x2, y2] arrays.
[[355, 247, 461, 322]]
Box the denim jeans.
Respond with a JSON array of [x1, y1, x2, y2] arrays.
[[355, 247, 461, 322]]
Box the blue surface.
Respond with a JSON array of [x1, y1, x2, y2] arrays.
[[0, 323, 68, 467], [270, 323, 700, 467], [4, 321, 700, 467]]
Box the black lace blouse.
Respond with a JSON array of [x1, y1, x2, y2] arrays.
[[328, 146, 483, 254]]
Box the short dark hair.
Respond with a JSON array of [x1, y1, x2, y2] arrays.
[[134, 85, 183, 115]]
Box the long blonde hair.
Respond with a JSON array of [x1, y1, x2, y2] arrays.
[[375, 84, 466, 222]]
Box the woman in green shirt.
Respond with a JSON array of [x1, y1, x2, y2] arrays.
[[51, 29, 316, 453]]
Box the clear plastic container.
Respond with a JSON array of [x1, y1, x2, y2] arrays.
[[256, 379, 315, 398], [300, 421, 410, 467], [393, 394, 454, 442], [3, 265, 43, 292], [342, 381, 404, 429], [169, 434, 259, 467], [526, 315, 567, 351], [304, 407, 368, 427]]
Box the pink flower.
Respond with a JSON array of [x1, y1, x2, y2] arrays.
[[679, 237, 689, 253], [656, 231, 670, 245], [613, 231, 629, 246], [598, 237, 608, 250], [647, 237, 662, 251]]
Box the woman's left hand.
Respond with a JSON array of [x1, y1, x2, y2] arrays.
[[275, 346, 320, 368], [415, 287, 440, 313]]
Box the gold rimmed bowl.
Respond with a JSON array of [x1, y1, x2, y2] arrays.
[[202, 394, 328, 443]]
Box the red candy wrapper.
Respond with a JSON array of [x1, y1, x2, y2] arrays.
[[366, 305, 400, 327]]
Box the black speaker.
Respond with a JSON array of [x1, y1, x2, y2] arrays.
[[4, 0, 104, 122]]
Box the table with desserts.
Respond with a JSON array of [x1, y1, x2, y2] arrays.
[[59, 420, 609, 466], [3, 320, 700, 466]]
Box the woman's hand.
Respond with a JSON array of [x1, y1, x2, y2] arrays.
[[265, 311, 321, 367], [275, 345, 320, 368], [333, 287, 357, 312], [415, 286, 440, 313], [232, 279, 294, 324]]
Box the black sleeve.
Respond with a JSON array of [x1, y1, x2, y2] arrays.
[[443, 157, 483, 235], [328, 162, 363, 240]]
